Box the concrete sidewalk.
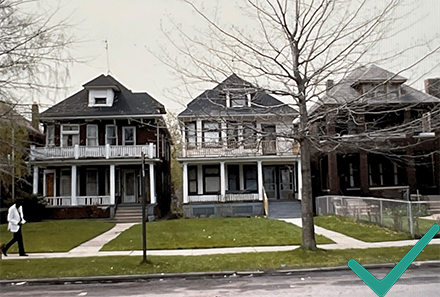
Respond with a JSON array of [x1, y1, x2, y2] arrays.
[[2, 220, 440, 260]]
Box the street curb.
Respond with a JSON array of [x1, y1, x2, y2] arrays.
[[1, 260, 439, 286]]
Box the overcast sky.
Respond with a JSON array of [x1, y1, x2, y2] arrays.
[[34, 0, 440, 115]]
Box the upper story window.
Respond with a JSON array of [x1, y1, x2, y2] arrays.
[[202, 121, 220, 147], [227, 121, 239, 148], [243, 122, 257, 149], [185, 122, 196, 148], [106, 125, 117, 145], [88, 89, 115, 107], [87, 124, 98, 146], [227, 91, 253, 107], [46, 125, 55, 147], [61, 124, 79, 147], [123, 127, 135, 145], [362, 83, 400, 99]]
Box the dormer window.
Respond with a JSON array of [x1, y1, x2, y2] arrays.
[[362, 83, 401, 99], [88, 89, 115, 107], [227, 91, 253, 107]]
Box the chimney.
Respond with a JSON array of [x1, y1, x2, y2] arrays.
[[424, 78, 440, 99], [326, 79, 334, 93], [31, 102, 39, 130]]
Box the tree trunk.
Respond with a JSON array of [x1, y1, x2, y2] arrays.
[[300, 137, 317, 250]]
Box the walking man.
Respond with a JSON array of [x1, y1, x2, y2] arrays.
[[1, 199, 28, 257]]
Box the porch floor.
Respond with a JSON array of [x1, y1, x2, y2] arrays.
[[268, 200, 302, 219]]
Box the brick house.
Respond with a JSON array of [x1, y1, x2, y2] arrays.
[[29, 75, 172, 219], [310, 65, 440, 200]]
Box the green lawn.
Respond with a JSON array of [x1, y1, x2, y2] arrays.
[[1, 245, 439, 280], [314, 215, 413, 242], [0, 220, 115, 253], [101, 217, 333, 251]]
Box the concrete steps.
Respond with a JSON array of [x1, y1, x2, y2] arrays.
[[113, 205, 143, 223], [268, 200, 302, 219], [426, 196, 440, 214]]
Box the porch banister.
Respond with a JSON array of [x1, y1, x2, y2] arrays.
[[105, 144, 110, 159], [110, 164, 115, 204], [149, 163, 156, 203], [74, 144, 79, 159], [149, 143, 154, 159], [258, 160, 263, 201], [71, 165, 77, 205], [33, 166, 38, 195], [183, 163, 188, 203]]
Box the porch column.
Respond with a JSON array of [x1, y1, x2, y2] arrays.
[[297, 159, 302, 200], [149, 163, 156, 204], [328, 152, 339, 195], [183, 163, 188, 203], [220, 162, 226, 198], [196, 120, 202, 149], [33, 166, 39, 195], [110, 164, 115, 205], [359, 152, 369, 195], [71, 165, 77, 206], [257, 160, 263, 201], [197, 165, 203, 194]]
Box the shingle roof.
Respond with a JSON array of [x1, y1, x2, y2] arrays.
[[318, 65, 440, 107], [0, 101, 42, 135], [179, 74, 297, 117], [41, 75, 166, 119]]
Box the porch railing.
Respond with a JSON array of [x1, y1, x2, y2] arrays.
[[187, 193, 260, 203], [45, 196, 112, 206], [30, 143, 156, 160], [184, 139, 297, 157]]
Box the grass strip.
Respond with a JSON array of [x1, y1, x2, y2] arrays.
[[314, 215, 413, 242], [0, 220, 115, 253], [1, 245, 439, 280], [101, 217, 333, 251]]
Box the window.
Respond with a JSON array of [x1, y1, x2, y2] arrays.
[[106, 125, 117, 145], [46, 125, 55, 147], [86, 169, 98, 196], [227, 121, 238, 148], [243, 165, 258, 192], [422, 112, 432, 132], [188, 166, 198, 195], [61, 124, 79, 147], [230, 93, 246, 107], [87, 125, 98, 146], [203, 165, 220, 194], [368, 154, 405, 187], [243, 122, 257, 149], [203, 121, 220, 147], [185, 122, 196, 148], [94, 97, 106, 105], [227, 165, 240, 192], [123, 127, 135, 145]]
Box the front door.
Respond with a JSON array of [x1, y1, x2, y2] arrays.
[[123, 170, 137, 203], [263, 166, 277, 199], [280, 167, 294, 200], [46, 173, 54, 197]]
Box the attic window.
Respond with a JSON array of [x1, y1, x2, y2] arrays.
[[231, 94, 246, 107], [95, 97, 106, 105], [88, 89, 115, 107]]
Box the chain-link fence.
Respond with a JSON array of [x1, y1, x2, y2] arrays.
[[315, 193, 440, 237]]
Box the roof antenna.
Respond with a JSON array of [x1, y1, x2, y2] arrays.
[[105, 39, 111, 75]]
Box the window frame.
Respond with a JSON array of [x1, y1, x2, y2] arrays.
[[122, 126, 136, 146], [203, 165, 220, 194], [188, 165, 198, 195], [106, 125, 118, 145], [46, 125, 55, 147], [61, 124, 79, 147], [202, 121, 221, 148], [86, 124, 99, 146]]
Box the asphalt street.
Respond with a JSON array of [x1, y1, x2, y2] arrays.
[[1, 265, 439, 297]]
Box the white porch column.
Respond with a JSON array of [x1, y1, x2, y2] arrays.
[[181, 125, 186, 157], [71, 165, 77, 206], [220, 161, 226, 198], [297, 159, 302, 200], [149, 163, 156, 204], [197, 165, 203, 194], [257, 160, 263, 201], [196, 120, 202, 149], [183, 163, 188, 204], [239, 164, 244, 190], [33, 166, 39, 195], [110, 164, 115, 205]]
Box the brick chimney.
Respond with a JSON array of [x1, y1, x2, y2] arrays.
[[326, 79, 334, 93], [424, 78, 440, 99], [31, 102, 39, 130]]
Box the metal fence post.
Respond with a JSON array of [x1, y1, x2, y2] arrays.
[[407, 191, 414, 237], [380, 200, 383, 226]]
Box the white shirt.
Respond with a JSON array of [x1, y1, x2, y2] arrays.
[[7, 204, 26, 233]]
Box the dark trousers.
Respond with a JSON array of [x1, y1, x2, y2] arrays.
[[3, 227, 26, 255]]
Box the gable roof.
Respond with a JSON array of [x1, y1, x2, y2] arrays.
[[0, 101, 42, 135], [40, 74, 166, 120], [314, 65, 440, 109], [179, 74, 297, 118]]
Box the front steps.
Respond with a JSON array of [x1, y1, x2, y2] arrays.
[[113, 204, 143, 223]]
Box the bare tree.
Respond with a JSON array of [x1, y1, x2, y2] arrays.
[[157, 0, 440, 250], [0, 0, 75, 105]]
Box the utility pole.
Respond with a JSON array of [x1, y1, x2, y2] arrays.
[[12, 127, 15, 200], [141, 152, 147, 263]]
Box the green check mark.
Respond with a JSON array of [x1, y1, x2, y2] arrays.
[[348, 223, 440, 297]]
